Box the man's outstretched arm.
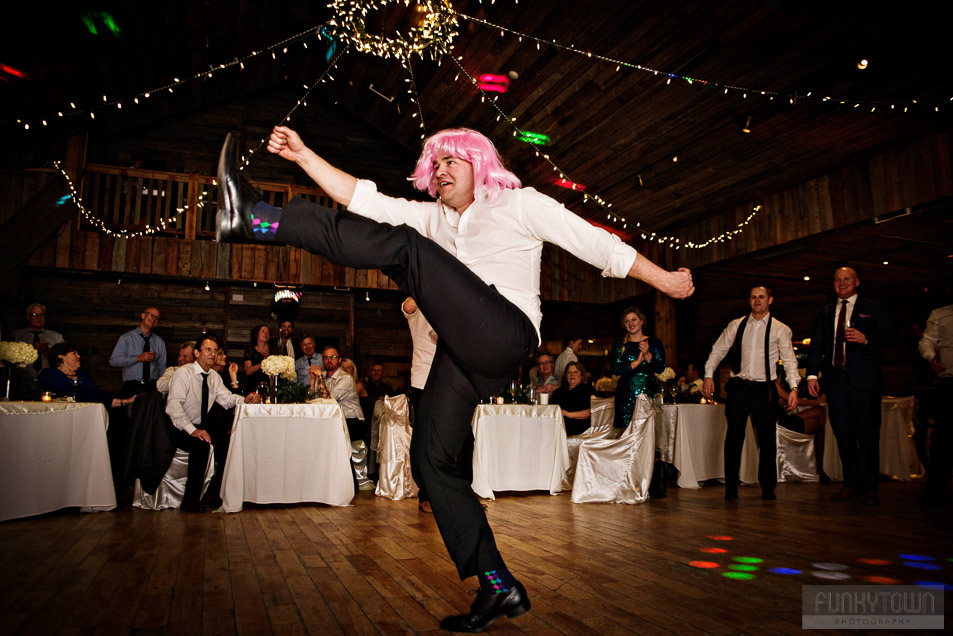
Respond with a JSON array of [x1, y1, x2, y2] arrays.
[[267, 126, 358, 207], [628, 255, 694, 299]]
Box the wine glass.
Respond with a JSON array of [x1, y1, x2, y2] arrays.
[[69, 376, 80, 401]]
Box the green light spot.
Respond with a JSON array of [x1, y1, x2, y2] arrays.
[[729, 564, 759, 572], [517, 131, 550, 146], [723, 572, 755, 580], [733, 557, 764, 564], [82, 15, 98, 36]]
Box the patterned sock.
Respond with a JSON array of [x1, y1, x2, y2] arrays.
[[251, 201, 282, 240], [478, 567, 517, 595]]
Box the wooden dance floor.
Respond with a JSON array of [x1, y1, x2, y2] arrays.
[[1, 480, 951, 634]]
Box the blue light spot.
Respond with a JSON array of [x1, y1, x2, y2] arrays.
[[914, 581, 953, 591], [56, 195, 72, 206], [899, 554, 935, 562], [903, 561, 942, 570], [768, 567, 802, 575]]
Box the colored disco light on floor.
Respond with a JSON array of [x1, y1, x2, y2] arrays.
[[733, 557, 763, 564], [729, 564, 759, 572], [723, 572, 755, 580], [812, 562, 848, 571], [689, 561, 720, 569], [707, 535, 733, 541], [903, 561, 942, 570], [857, 558, 891, 565], [915, 581, 953, 591], [862, 576, 901, 584], [699, 547, 726, 554], [813, 571, 851, 580], [768, 568, 801, 575], [899, 554, 935, 562]]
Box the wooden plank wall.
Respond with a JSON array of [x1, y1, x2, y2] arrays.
[[674, 129, 953, 271]]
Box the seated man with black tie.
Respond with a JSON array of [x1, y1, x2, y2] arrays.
[[109, 306, 167, 396], [703, 285, 800, 501], [294, 335, 324, 385], [165, 333, 261, 513]]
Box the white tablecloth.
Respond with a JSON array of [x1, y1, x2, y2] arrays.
[[668, 404, 759, 488], [471, 404, 570, 500], [220, 403, 355, 511], [0, 401, 116, 522], [822, 396, 925, 481]]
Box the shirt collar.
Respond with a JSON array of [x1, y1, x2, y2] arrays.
[[189, 360, 210, 375], [839, 294, 858, 306], [748, 312, 771, 324]]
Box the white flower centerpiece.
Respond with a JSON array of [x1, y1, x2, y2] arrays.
[[654, 366, 676, 403], [260, 355, 296, 403], [0, 341, 39, 400]]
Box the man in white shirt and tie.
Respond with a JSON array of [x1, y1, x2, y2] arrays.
[[166, 333, 261, 513], [703, 286, 800, 501]]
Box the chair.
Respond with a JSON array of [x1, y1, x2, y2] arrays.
[[373, 395, 418, 500], [133, 447, 215, 510], [775, 425, 819, 483], [570, 395, 656, 504], [562, 397, 619, 489]]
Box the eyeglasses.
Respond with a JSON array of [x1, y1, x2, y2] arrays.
[[323, 355, 340, 360], [29, 313, 46, 317]]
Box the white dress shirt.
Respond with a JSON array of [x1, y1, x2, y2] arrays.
[[156, 365, 178, 394], [325, 368, 364, 420], [166, 361, 244, 435], [919, 304, 953, 379], [348, 180, 639, 341], [833, 293, 857, 357], [403, 305, 438, 390], [704, 313, 801, 389]]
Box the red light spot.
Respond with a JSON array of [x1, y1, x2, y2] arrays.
[[554, 178, 587, 191], [1, 63, 27, 80], [857, 558, 890, 566], [863, 576, 901, 585], [477, 73, 509, 94], [700, 547, 727, 554], [707, 535, 733, 541], [690, 561, 720, 569]]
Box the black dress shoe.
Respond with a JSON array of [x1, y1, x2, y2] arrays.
[[439, 582, 531, 633], [725, 490, 739, 501], [200, 494, 223, 510], [216, 133, 259, 244], [180, 500, 209, 514], [761, 492, 776, 501]]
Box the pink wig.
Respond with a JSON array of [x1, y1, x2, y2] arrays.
[[411, 128, 521, 203]]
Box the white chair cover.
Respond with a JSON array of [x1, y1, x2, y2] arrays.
[[133, 446, 215, 510], [374, 395, 418, 500], [562, 397, 619, 489], [571, 395, 656, 504], [776, 425, 818, 483]]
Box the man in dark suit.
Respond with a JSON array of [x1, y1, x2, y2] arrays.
[[807, 267, 893, 506]]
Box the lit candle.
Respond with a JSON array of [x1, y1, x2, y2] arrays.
[[41, 392, 53, 402]]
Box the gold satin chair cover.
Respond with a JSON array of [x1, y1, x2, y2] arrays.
[[775, 425, 819, 483], [373, 394, 418, 500], [133, 447, 215, 510], [562, 397, 620, 489], [570, 395, 656, 504]]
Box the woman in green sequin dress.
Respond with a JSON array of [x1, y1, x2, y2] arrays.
[[611, 306, 665, 429]]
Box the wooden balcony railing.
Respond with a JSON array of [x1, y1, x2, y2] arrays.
[[79, 164, 338, 239]]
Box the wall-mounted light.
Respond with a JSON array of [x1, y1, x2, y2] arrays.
[[803, 275, 811, 281], [205, 281, 211, 291], [365, 291, 370, 302], [857, 58, 869, 70], [742, 115, 752, 134]]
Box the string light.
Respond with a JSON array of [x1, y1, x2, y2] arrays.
[[53, 161, 193, 239], [451, 10, 950, 112], [327, 0, 458, 61], [16, 25, 329, 130]]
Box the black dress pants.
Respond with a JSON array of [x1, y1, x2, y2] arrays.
[[276, 198, 536, 579], [724, 378, 778, 494], [170, 427, 212, 504], [925, 378, 953, 496], [826, 369, 882, 493]]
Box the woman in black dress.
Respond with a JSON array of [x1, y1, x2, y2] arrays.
[[550, 361, 595, 436], [243, 324, 275, 389]]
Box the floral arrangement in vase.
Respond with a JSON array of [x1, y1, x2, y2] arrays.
[[0, 341, 39, 401], [260, 355, 296, 402]]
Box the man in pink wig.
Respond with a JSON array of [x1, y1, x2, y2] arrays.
[[216, 126, 693, 631]]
